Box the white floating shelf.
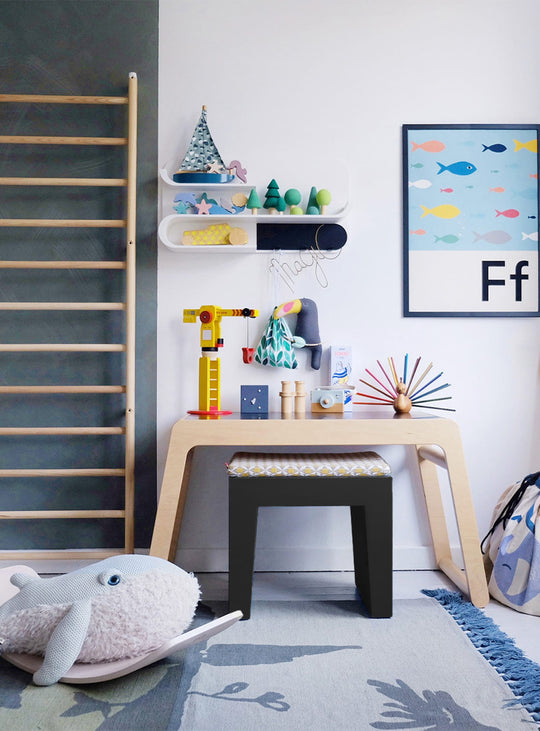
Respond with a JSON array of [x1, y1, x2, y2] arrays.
[[159, 168, 252, 192]]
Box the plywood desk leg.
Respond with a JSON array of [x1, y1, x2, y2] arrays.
[[149, 428, 194, 561], [417, 444, 489, 608], [415, 448, 453, 567], [443, 448, 489, 608]]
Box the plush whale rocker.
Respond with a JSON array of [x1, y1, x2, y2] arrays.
[[0, 555, 240, 686]]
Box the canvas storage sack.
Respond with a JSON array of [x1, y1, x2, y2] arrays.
[[482, 471, 540, 615], [254, 309, 298, 369]]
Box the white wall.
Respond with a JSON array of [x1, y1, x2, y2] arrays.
[[158, 0, 540, 571]]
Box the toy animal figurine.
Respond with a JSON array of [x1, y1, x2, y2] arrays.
[[355, 355, 455, 413], [274, 298, 322, 370], [0, 555, 241, 686]]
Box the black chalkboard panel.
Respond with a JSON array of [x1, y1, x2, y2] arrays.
[[256, 223, 347, 251]]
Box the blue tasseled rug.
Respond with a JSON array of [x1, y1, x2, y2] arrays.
[[0, 591, 538, 730]]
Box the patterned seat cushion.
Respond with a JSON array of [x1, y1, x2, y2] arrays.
[[227, 451, 391, 478]]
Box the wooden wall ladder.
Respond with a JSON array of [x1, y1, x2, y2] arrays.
[[0, 73, 137, 562]]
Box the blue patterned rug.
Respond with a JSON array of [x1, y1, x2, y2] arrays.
[[0, 590, 538, 730]]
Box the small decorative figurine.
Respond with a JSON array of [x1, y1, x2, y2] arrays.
[[284, 188, 302, 213], [316, 189, 331, 214], [173, 106, 247, 184], [263, 179, 281, 214], [354, 355, 455, 413], [306, 186, 320, 214], [247, 188, 262, 215], [280, 380, 294, 416], [294, 380, 306, 415]]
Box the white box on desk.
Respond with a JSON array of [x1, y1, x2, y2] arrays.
[[329, 345, 353, 411]]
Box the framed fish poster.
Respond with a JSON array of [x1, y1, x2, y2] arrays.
[[403, 124, 540, 316]]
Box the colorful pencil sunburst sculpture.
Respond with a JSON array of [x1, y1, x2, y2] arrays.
[[354, 355, 455, 414]]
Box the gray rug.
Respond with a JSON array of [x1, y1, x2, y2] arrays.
[[0, 591, 539, 730]]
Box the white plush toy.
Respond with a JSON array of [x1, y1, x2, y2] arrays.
[[0, 555, 241, 686]]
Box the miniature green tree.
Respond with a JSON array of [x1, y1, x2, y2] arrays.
[[247, 188, 262, 215], [284, 188, 301, 212], [263, 179, 281, 212], [316, 189, 332, 214], [276, 196, 286, 214], [307, 186, 320, 214]]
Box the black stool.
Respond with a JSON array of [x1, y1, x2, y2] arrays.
[[227, 451, 392, 619]]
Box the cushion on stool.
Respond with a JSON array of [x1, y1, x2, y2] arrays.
[[227, 451, 391, 478]]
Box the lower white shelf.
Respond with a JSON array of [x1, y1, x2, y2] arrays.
[[158, 210, 349, 252]]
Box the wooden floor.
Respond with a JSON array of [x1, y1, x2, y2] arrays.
[[196, 570, 540, 665]]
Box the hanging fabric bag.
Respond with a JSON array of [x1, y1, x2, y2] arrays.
[[254, 309, 298, 369]]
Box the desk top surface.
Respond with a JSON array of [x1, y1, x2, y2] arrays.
[[182, 409, 447, 423]]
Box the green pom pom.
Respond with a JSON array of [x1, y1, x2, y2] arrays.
[[290, 206, 304, 215], [306, 206, 320, 215]]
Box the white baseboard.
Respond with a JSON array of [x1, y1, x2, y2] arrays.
[[0, 546, 464, 574], [175, 546, 465, 573]]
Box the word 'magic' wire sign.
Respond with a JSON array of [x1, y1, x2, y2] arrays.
[[402, 124, 540, 317]]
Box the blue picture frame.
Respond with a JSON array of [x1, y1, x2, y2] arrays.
[[403, 124, 540, 317]]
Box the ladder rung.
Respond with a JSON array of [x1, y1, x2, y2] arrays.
[[0, 260, 126, 269], [0, 177, 127, 187], [0, 94, 128, 105], [0, 385, 126, 394], [0, 549, 127, 561], [0, 135, 127, 145], [0, 219, 126, 228], [0, 510, 125, 519], [0, 468, 125, 477], [0, 427, 125, 435], [0, 344, 126, 352], [0, 302, 126, 311]]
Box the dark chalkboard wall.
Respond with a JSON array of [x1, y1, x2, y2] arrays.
[[0, 1, 158, 549]]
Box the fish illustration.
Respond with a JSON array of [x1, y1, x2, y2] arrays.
[[436, 161, 477, 176], [410, 162, 424, 168], [496, 209, 519, 218], [514, 139, 538, 153], [482, 143, 507, 153], [411, 140, 445, 153], [410, 229, 426, 235], [528, 215, 537, 219], [522, 232, 538, 241], [440, 188, 453, 193], [420, 204, 460, 219], [408, 179, 432, 189], [434, 234, 459, 244], [490, 170, 500, 173], [473, 230, 512, 244], [530, 173, 538, 179], [489, 187, 505, 193]]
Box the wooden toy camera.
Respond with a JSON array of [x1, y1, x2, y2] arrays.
[[311, 387, 345, 413]]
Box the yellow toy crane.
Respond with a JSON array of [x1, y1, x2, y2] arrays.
[[183, 305, 259, 415]]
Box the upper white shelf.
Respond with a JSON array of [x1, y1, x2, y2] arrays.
[[159, 168, 251, 192]]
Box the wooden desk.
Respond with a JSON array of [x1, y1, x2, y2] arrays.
[[150, 411, 489, 608]]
